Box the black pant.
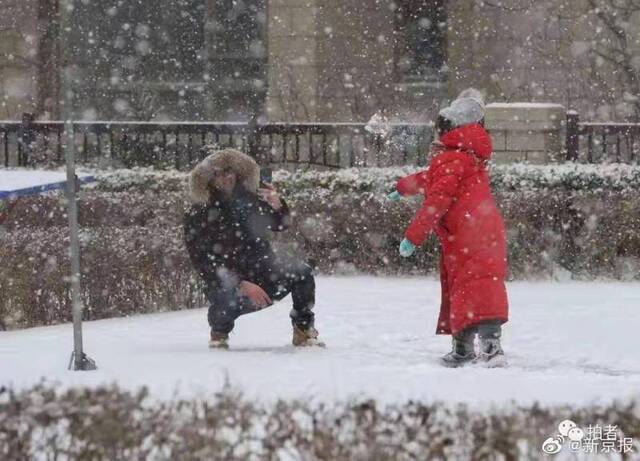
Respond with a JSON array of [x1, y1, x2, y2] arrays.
[[207, 260, 315, 334], [455, 320, 503, 342]]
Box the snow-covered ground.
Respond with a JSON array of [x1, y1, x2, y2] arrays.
[[2, 276, 639, 406]]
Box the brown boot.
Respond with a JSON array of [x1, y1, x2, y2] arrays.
[[292, 325, 325, 347], [209, 331, 229, 349]]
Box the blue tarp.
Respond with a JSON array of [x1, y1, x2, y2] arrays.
[[0, 170, 95, 200]]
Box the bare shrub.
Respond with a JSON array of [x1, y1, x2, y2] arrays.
[[0, 384, 638, 460], [1, 167, 639, 330]]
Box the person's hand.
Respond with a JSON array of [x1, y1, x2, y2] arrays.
[[258, 184, 283, 211], [387, 190, 402, 201], [239, 281, 272, 308], [399, 238, 416, 257]]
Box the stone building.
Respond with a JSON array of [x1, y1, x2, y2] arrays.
[[1, 0, 638, 123], [0, 0, 40, 120]]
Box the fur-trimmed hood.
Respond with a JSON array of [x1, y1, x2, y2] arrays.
[[188, 147, 260, 204]]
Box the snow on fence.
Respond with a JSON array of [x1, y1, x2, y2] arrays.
[[0, 118, 434, 170]]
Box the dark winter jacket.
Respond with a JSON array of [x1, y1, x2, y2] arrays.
[[396, 123, 509, 335], [184, 185, 290, 290]]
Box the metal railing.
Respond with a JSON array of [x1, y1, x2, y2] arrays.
[[0, 119, 434, 170], [5, 114, 638, 167], [566, 112, 640, 163]]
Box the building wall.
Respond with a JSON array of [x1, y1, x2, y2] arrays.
[[0, 0, 39, 119], [447, 0, 640, 121], [266, 0, 640, 123], [267, 0, 320, 121], [446, 0, 583, 102], [2, 0, 638, 122], [266, 0, 445, 123]]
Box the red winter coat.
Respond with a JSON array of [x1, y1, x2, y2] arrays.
[[396, 123, 508, 335]]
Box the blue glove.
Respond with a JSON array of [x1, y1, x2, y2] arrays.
[[387, 190, 402, 201], [399, 238, 416, 257]]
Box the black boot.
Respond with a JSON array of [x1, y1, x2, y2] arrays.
[[476, 321, 506, 367], [440, 328, 476, 368]]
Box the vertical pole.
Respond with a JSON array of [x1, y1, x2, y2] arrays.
[[65, 113, 86, 370], [566, 110, 579, 162], [60, 0, 96, 371], [18, 112, 35, 166], [247, 111, 258, 159], [249, 104, 269, 178]]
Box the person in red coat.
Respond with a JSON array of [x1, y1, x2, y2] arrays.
[[389, 89, 509, 367]]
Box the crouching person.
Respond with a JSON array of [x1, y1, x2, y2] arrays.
[[184, 148, 324, 349]]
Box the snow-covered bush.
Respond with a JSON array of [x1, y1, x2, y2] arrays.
[[270, 163, 640, 195], [1, 383, 638, 460], [0, 225, 203, 329], [1, 165, 639, 329]]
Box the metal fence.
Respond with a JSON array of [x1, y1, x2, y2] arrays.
[[566, 112, 640, 163], [4, 115, 639, 168], [0, 119, 434, 170]]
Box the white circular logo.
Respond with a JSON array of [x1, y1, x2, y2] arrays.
[[542, 436, 563, 455], [558, 420, 577, 437], [568, 427, 585, 442]]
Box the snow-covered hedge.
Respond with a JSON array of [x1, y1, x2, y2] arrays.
[[270, 163, 640, 195], [1, 165, 639, 329], [0, 226, 203, 329], [92, 163, 640, 194], [489, 163, 640, 192], [1, 384, 638, 460]]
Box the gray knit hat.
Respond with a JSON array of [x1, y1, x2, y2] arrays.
[[438, 88, 486, 128]]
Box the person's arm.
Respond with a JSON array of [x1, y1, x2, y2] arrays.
[[396, 170, 429, 197], [183, 209, 240, 289], [269, 198, 290, 231], [394, 142, 446, 198], [404, 159, 465, 246], [184, 207, 274, 307], [258, 185, 291, 231]]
